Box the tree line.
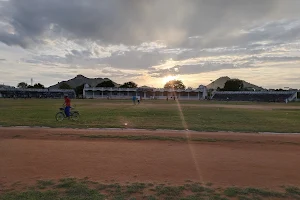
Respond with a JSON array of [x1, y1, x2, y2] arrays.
[[17, 82, 45, 89], [17, 78, 249, 97]]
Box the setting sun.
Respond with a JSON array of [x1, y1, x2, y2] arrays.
[[163, 75, 177, 84]]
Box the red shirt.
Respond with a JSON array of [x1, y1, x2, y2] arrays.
[[65, 97, 71, 107]]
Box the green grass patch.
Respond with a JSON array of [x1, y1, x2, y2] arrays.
[[36, 180, 55, 189], [126, 183, 146, 194], [0, 190, 59, 200], [224, 187, 246, 197], [224, 187, 285, 198], [155, 185, 185, 196], [64, 183, 105, 200], [56, 178, 77, 188], [1, 178, 300, 200], [245, 187, 285, 197], [285, 186, 300, 195], [1, 99, 300, 132]]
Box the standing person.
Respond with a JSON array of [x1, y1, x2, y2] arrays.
[[63, 95, 71, 118], [132, 95, 136, 105], [137, 96, 140, 104]]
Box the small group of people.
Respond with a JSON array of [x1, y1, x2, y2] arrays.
[[166, 96, 176, 101], [132, 96, 141, 105]]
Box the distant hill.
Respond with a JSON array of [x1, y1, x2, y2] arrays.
[[49, 75, 119, 89], [206, 76, 265, 91]]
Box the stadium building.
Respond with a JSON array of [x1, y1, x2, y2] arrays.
[[83, 84, 299, 102], [0, 88, 76, 98], [83, 84, 208, 100], [211, 91, 298, 102]]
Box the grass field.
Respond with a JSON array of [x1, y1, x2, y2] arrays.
[[0, 99, 300, 133]]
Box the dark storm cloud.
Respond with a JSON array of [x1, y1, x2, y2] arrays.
[[1, 0, 299, 48], [0, 32, 30, 48], [177, 19, 300, 50]]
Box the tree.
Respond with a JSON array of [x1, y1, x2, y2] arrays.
[[96, 80, 115, 87], [33, 83, 45, 89], [223, 79, 243, 91], [187, 87, 193, 90], [119, 81, 138, 88], [164, 80, 186, 90], [75, 84, 85, 98], [27, 83, 45, 89], [17, 82, 28, 89], [59, 82, 72, 89]]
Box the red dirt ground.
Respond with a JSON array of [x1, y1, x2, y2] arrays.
[[1, 127, 300, 189]]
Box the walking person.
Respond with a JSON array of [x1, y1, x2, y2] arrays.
[[132, 96, 136, 105]]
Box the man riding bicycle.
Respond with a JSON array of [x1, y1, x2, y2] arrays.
[[63, 94, 71, 118]]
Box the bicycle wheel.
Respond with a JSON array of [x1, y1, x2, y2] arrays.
[[70, 111, 80, 121], [55, 112, 65, 121]]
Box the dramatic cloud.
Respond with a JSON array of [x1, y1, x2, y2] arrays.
[[0, 0, 300, 88], [1, 0, 300, 47]]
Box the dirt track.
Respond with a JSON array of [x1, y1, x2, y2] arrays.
[[1, 127, 300, 189]]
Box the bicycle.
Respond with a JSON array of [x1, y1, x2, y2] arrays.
[[55, 106, 80, 121]]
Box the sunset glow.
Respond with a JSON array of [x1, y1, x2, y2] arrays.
[[163, 75, 177, 84]]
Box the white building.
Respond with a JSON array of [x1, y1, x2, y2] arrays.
[[83, 85, 208, 100]]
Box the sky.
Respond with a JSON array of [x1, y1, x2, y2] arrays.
[[0, 0, 300, 89]]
